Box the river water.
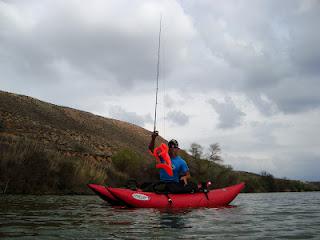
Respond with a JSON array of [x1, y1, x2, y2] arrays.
[[1, 192, 319, 239]]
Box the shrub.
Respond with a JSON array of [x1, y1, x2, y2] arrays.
[[0, 135, 109, 194], [261, 171, 277, 192], [111, 149, 148, 183]]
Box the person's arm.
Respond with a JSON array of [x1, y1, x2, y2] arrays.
[[179, 158, 191, 185], [180, 172, 191, 185], [148, 131, 158, 153]]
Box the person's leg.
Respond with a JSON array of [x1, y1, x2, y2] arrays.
[[165, 182, 199, 193], [183, 182, 199, 193], [152, 182, 167, 193], [140, 182, 155, 192], [165, 182, 185, 193]]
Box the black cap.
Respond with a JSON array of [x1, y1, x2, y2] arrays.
[[168, 139, 179, 149]]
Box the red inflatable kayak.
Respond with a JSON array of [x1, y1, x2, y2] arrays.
[[89, 182, 245, 208], [87, 184, 121, 205]]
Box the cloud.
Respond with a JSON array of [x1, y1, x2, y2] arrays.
[[2, 0, 320, 116], [109, 105, 152, 127], [181, 0, 320, 114], [265, 75, 320, 113], [0, 0, 195, 94], [166, 110, 189, 126], [226, 151, 320, 181], [164, 94, 175, 108], [274, 151, 320, 181], [208, 97, 246, 129], [1, 0, 320, 180], [248, 93, 278, 116]]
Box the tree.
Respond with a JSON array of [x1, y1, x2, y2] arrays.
[[260, 171, 277, 192], [208, 143, 222, 163], [189, 143, 203, 159]]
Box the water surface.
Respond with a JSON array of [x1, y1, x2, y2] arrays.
[[1, 192, 319, 239]]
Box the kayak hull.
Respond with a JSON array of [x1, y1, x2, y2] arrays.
[[106, 182, 245, 208], [87, 184, 121, 205]]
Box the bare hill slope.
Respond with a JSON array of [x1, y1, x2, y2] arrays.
[[0, 90, 157, 163]]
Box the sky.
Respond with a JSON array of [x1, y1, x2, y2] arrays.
[[1, 0, 320, 181]]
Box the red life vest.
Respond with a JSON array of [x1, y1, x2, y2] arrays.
[[152, 143, 173, 176]]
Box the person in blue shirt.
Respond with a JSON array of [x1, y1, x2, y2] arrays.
[[149, 131, 197, 193]]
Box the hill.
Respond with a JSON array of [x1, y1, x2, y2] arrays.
[[0, 91, 156, 160], [0, 90, 161, 194], [0, 90, 318, 194]]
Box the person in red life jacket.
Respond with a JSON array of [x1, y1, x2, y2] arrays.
[[149, 131, 197, 193]]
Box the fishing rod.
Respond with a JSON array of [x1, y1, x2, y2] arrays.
[[153, 15, 162, 133]]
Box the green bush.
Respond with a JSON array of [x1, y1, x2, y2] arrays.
[[111, 149, 148, 183], [261, 171, 277, 192]]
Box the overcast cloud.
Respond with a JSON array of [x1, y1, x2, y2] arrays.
[[166, 110, 190, 126], [109, 105, 152, 127], [1, 0, 320, 181], [208, 97, 246, 129]]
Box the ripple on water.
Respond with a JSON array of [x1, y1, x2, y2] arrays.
[[1, 192, 320, 239]]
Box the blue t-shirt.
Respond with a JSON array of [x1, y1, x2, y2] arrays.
[[159, 156, 189, 183]]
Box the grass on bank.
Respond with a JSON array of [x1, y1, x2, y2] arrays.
[[0, 135, 107, 194]]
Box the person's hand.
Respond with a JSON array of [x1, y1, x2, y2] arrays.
[[180, 176, 188, 186], [151, 131, 159, 139]]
